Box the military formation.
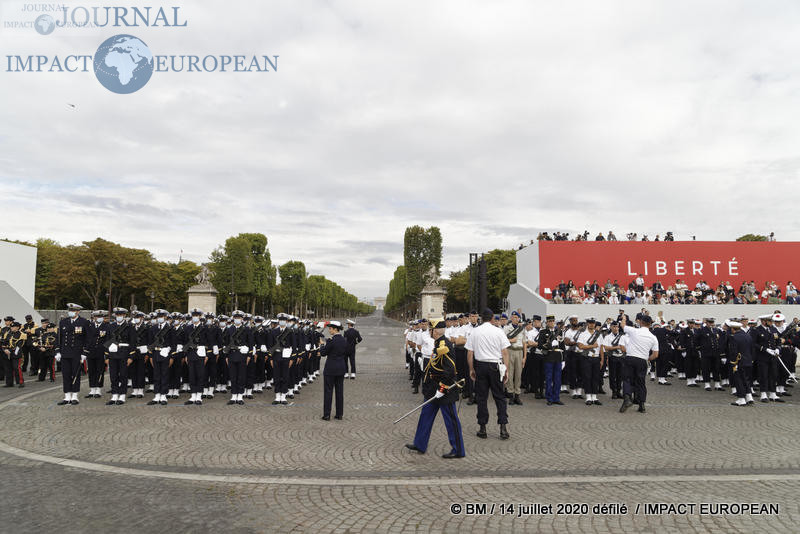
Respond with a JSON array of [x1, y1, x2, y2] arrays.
[[402, 309, 800, 444], [0, 304, 363, 415]]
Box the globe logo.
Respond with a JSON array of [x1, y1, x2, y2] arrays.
[[34, 14, 55, 35], [93, 35, 154, 94]]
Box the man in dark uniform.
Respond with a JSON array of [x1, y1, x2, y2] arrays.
[[343, 319, 363, 379], [699, 318, 723, 391], [271, 314, 294, 405], [223, 310, 253, 405], [21, 314, 37, 375], [147, 309, 176, 406], [252, 316, 270, 395], [405, 320, 465, 458], [36, 319, 58, 382], [105, 307, 134, 405], [320, 321, 347, 420], [180, 308, 209, 405], [3, 321, 26, 388], [652, 322, 673, 386], [55, 303, 90, 405], [129, 311, 150, 398], [539, 315, 565, 405], [754, 314, 782, 402], [727, 320, 754, 406], [603, 321, 626, 398], [85, 310, 109, 398], [0, 316, 12, 383]]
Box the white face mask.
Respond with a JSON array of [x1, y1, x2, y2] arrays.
[[115, 316, 124, 323], [192, 317, 200, 323], [67, 311, 76, 318], [157, 317, 165, 324], [279, 320, 287, 328], [132, 318, 141, 324], [95, 317, 104, 324], [219, 322, 227, 328], [234, 318, 243, 326]]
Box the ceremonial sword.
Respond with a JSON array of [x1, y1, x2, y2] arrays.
[[393, 379, 465, 424], [774, 352, 798, 383]]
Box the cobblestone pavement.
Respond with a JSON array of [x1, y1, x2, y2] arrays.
[[0, 311, 797, 533]]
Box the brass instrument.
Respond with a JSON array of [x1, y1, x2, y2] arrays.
[[731, 352, 741, 373]]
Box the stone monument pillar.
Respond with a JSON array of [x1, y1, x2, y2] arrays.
[[419, 266, 446, 319], [186, 265, 218, 313]]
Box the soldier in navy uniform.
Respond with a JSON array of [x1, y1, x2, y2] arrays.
[[727, 320, 755, 406], [0, 316, 13, 383], [223, 310, 253, 405], [180, 308, 209, 405], [36, 319, 58, 382], [3, 321, 26, 388], [129, 311, 149, 398], [754, 314, 783, 402], [84, 310, 109, 398], [405, 320, 465, 458], [343, 319, 363, 379], [105, 307, 134, 405], [147, 309, 176, 406], [699, 318, 723, 391], [271, 314, 294, 405], [320, 321, 348, 420], [252, 316, 269, 395], [55, 303, 91, 405]]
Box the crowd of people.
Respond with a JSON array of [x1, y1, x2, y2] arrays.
[[547, 278, 799, 305], [518, 230, 777, 249], [0, 305, 362, 419], [402, 308, 799, 441]]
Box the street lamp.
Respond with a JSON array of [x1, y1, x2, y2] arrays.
[[149, 290, 155, 312]]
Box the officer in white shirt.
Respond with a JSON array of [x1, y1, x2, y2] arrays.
[[563, 315, 583, 399], [466, 308, 510, 440], [619, 313, 659, 413], [450, 314, 471, 401]]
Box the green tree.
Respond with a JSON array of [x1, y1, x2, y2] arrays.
[[443, 268, 469, 313], [278, 261, 307, 316], [484, 249, 516, 311], [736, 234, 768, 241]]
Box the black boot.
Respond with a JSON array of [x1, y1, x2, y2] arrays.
[[499, 424, 510, 440], [513, 394, 522, 406], [620, 395, 633, 413], [466, 396, 475, 405], [412, 386, 418, 394], [476, 424, 487, 439], [637, 402, 646, 413]]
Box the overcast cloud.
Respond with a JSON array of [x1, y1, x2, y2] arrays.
[[1, 0, 799, 299]]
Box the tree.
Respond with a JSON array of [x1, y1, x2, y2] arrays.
[[278, 261, 307, 316], [402, 225, 442, 314], [443, 268, 469, 312], [484, 249, 516, 311], [736, 234, 768, 241]]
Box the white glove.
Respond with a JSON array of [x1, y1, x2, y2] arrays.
[[138, 345, 148, 354], [417, 356, 423, 368], [768, 348, 779, 356], [55, 353, 61, 362], [109, 343, 118, 353], [551, 340, 558, 347], [721, 358, 727, 364], [260, 344, 267, 352], [239, 345, 249, 354], [80, 354, 86, 363], [434, 390, 445, 399], [159, 347, 170, 357], [561, 361, 566, 370], [213, 345, 219, 355], [498, 363, 508, 381], [197, 346, 206, 357], [176, 344, 184, 352]]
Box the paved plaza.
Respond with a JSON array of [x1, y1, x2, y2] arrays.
[[0, 312, 797, 533]]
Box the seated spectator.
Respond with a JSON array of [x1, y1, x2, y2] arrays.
[[787, 281, 798, 304]]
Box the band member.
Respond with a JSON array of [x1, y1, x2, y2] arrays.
[[563, 315, 583, 399], [602, 322, 627, 398], [754, 314, 782, 402], [55, 304, 91, 405], [320, 321, 348, 420], [576, 318, 604, 405], [522, 315, 543, 398], [405, 320, 465, 458], [2, 321, 26, 388], [503, 312, 526, 405]]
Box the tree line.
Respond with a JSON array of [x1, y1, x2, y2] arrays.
[[5, 234, 373, 317], [384, 225, 442, 319]]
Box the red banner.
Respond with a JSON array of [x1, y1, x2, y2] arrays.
[[537, 241, 800, 296]]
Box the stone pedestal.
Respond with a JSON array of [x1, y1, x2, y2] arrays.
[[420, 284, 446, 320], [187, 284, 217, 314]]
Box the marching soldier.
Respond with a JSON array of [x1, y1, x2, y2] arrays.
[[129, 311, 150, 398], [602, 321, 627, 398], [320, 320, 348, 420], [699, 318, 723, 391], [576, 318, 604, 405], [180, 308, 209, 405], [147, 309, 176, 406], [223, 310, 253, 405], [105, 307, 134, 405], [271, 313, 294, 405], [754, 314, 782, 402], [773, 314, 796, 397], [727, 320, 755, 406], [404, 319, 465, 458], [504, 311, 526, 405], [253, 316, 270, 395], [85, 310, 109, 398], [55, 303, 90, 405], [343, 319, 362, 379]]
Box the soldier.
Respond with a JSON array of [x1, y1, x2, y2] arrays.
[[223, 310, 253, 405], [503, 311, 526, 405], [320, 320, 348, 420], [84, 310, 109, 398], [619, 313, 659, 414], [577, 318, 604, 405], [2, 321, 26, 388], [411, 318, 432, 395], [271, 313, 294, 405], [168, 312, 185, 398], [105, 307, 134, 405], [343, 319, 363, 379], [727, 320, 755, 406], [21, 314, 37, 376], [36, 319, 58, 382], [405, 319, 465, 458], [0, 316, 11, 383], [773, 314, 795, 397], [55, 304, 90, 405], [602, 321, 627, 398], [252, 316, 270, 395], [201, 313, 221, 399], [129, 311, 149, 398], [563, 315, 583, 399], [652, 322, 674, 386], [699, 318, 723, 391], [180, 308, 209, 405], [147, 309, 176, 406], [754, 314, 782, 402], [522, 315, 543, 398], [214, 315, 230, 394]]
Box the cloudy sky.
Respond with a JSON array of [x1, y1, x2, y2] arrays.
[[1, 0, 799, 299]]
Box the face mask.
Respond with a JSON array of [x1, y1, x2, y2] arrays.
[[157, 317, 165, 324], [95, 317, 104, 324], [192, 317, 200, 323], [219, 322, 227, 328], [68, 311, 76, 318], [132, 318, 141, 325], [115, 316, 124, 323], [279, 320, 287, 328], [234, 318, 243, 326]]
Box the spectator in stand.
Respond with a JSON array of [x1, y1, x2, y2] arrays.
[[787, 282, 798, 304], [769, 232, 776, 242], [607, 231, 617, 241], [595, 233, 605, 241], [634, 274, 645, 293]]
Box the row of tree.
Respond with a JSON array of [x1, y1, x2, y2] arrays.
[[7, 234, 373, 318], [384, 226, 442, 319], [442, 249, 516, 314]]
